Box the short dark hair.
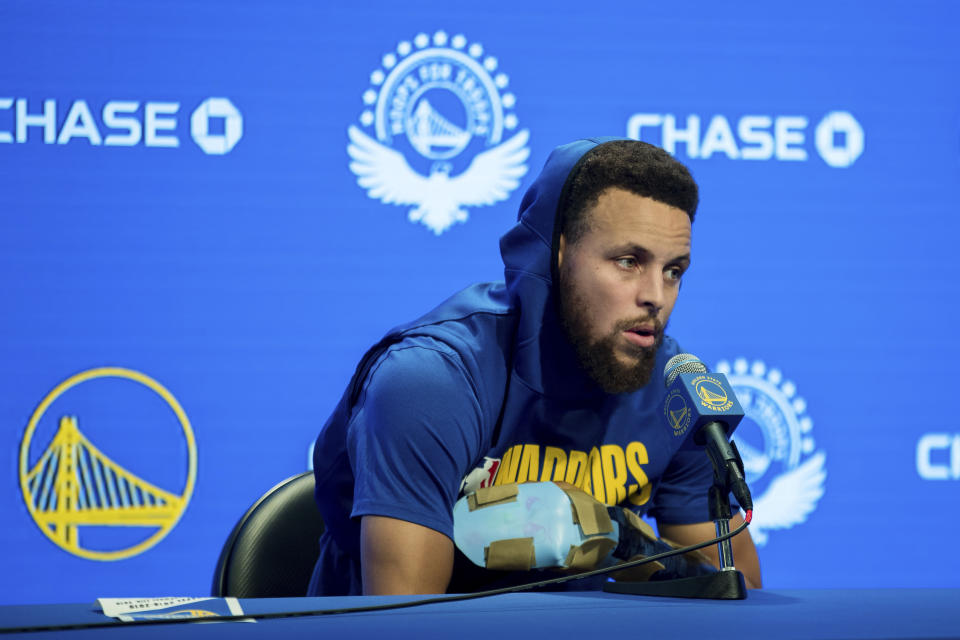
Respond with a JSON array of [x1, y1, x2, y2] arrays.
[[558, 140, 699, 245]]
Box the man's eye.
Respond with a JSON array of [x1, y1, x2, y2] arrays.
[[616, 257, 638, 269], [665, 266, 684, 281]]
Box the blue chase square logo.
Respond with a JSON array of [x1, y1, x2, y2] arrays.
[[18, 368, 197, 560], [347, 30, 530, 234], [715, 358, 826, 546]]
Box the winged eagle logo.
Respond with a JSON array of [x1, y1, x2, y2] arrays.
[[748, 450, 826, 546], [347, 125, 530, 234]]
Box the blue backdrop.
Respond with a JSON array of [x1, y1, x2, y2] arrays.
[[2, 1, 958, 604]]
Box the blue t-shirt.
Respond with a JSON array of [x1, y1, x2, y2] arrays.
[[308, 138, 717, 595]]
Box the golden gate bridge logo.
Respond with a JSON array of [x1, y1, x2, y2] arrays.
[[18, 368, 197, 561]]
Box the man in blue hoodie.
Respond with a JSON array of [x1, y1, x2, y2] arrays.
[[308, 138, 761, 595]]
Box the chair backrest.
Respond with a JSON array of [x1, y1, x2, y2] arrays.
[[211, 471, 325, 598]]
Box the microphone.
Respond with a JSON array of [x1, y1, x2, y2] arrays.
[[662, 354, 753, 514]]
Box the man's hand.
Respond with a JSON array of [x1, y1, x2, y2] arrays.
[[658, 513, 762, 588], [360, 515, 454, 595]]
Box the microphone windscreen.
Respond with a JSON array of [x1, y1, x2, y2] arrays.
[[663, 353, 708, 388]]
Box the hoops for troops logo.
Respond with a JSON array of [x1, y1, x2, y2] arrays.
[[347, 30, 530, 234], [715, 358, 826, 546]]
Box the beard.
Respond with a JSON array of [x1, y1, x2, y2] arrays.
[[557, 275, 664, 395]]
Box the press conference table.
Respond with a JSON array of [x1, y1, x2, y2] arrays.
[[2, 589, 957, 639]]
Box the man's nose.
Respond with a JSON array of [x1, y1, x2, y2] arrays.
[[636, 269, 665, 314]]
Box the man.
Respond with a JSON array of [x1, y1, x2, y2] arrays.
[[308, 137, 761, 595]]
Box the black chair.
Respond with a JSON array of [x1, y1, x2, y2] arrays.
[[212, 471, 325, 598]]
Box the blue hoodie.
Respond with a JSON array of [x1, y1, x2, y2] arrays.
[[308, 138, 713, 595]]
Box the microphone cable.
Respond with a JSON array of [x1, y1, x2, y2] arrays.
[[0, 515, 751, 635]]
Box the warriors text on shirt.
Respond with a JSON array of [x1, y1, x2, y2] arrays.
[[491, 442, 651, 507]]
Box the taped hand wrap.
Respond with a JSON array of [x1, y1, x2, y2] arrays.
[[453, 482, 719, 581], [452, 482, 619, 571]]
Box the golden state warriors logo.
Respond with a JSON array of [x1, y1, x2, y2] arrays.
[[663, 390, 692, 437], [18, 368, 197, 560], [347, 30, 530, 234], [692, 375, 734, 411]]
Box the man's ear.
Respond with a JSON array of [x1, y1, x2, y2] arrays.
[[557, 233, 567, 271]]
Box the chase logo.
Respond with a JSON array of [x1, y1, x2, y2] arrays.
[[627, 110, 864, 168], [0, 97, 242, 155], [916, 433, 960, 480], [18, 368, 197, 560], [189, 98, 243, 155], [692, 375, 733, 411], [664, 390, 691, 437], [715, 358, 826, 546], [347, 30, 530, 234]]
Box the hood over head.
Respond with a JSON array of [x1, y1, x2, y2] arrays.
[[499, 137, 624, 401]]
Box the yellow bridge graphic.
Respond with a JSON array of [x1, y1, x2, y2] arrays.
[[669, 407, 688, 428], [698, 386, 727, 402], [24, 415, 184, 552]]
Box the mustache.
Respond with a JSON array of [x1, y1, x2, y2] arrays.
[[613, 315, 664, 334]]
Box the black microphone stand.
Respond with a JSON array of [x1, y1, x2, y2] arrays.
[[603, 453, 748, 600]]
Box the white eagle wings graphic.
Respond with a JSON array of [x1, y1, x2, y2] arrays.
[[748, 450, 826, 546], [347, 125, 530, 234]]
